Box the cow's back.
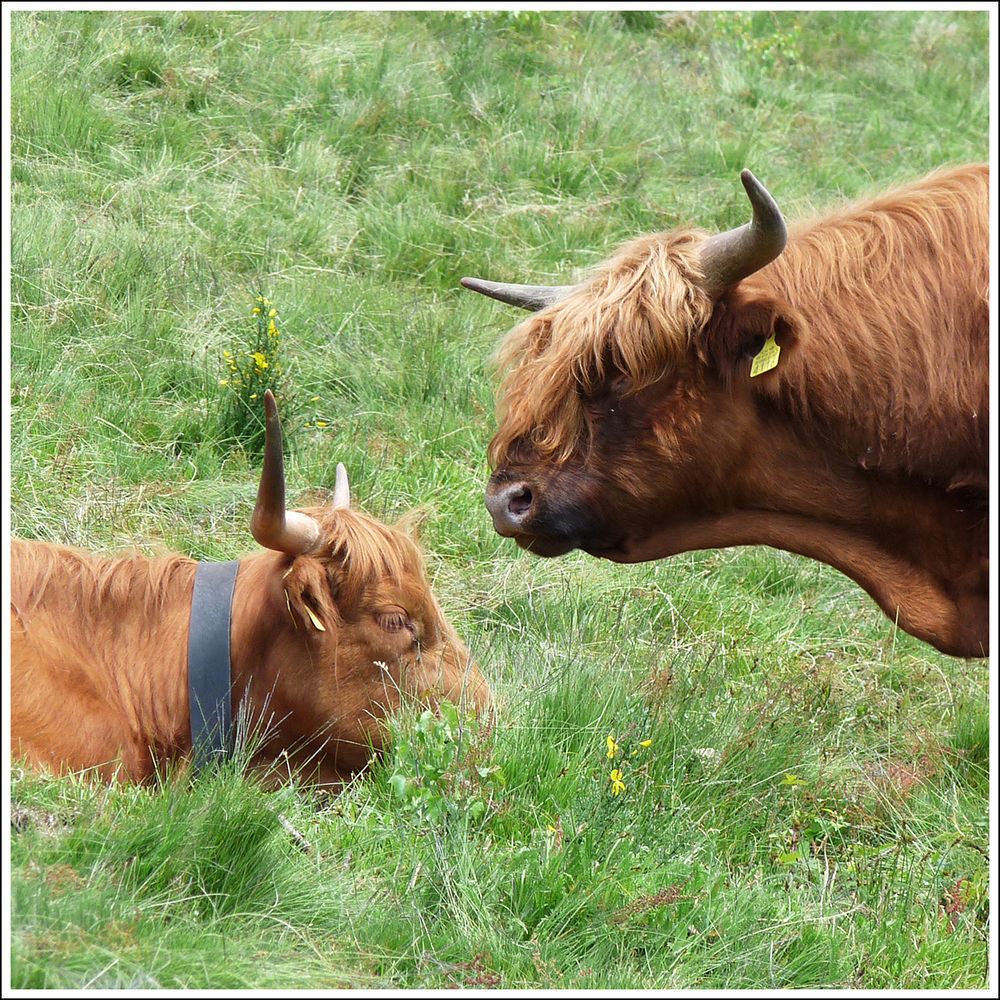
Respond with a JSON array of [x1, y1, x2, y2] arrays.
[[11, 538, 194, 780]]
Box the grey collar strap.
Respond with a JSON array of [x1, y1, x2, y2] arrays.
[[187, 560, 240, 770]]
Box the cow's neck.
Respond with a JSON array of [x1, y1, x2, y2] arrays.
[[629, 377, 986, 655], [748, 219, 987, 490], [226, 552, 285, 736], [719, 422, 986, 655], [226, 552, 327, 771], [111, 556, 243, 776], [711, 238, 988, 655], [619, 497, 987, 656]]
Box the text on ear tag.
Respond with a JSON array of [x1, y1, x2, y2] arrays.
[[750, 334, 781, 377]]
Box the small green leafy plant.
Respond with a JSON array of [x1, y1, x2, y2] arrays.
[[713, 12, 803, 72], [387, 702, 503, 826]]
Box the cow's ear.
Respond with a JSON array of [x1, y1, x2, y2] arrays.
[[704, 291, 801, 381], [282, 558, 342, 633], [395, 507, 429, 542]]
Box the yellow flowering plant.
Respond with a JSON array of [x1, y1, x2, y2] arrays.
[[603, 731, 654, 799], [218, 294, 287, 455]]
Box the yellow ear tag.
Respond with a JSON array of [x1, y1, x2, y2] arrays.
[[750, 334, 780, 377], [304, 605, 326, 632]]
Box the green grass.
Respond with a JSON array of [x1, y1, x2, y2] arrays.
[[9, 9, 990, 989]]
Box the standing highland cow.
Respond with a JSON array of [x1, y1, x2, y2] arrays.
[[462, 165, 988, 657]]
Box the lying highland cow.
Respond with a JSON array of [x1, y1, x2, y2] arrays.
[[463, 165, 988, 657], [11, 391, 489, 783]]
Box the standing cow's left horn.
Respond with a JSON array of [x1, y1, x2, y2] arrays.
[[698, 169, 787, 295], [332, 463, 350, 509], [460, 276, 576, 312], [251, 391, 323, 556]]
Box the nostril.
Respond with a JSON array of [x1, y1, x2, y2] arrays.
[[485, 480, 536, 532], [507, 486, 532, 516]]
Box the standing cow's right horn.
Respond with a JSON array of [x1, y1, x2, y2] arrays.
[[698, 170, 788, 295], [459, 276, 576, 312], [251, 391, 322, 556]]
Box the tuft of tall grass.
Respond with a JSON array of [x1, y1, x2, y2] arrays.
[[216, 295, 288, 457]]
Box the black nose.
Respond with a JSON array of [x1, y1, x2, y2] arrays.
[[485, 482, 534, 535]]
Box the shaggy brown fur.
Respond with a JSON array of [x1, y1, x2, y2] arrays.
[[491, 230, 713, 466], [735, 164, 988, 485], [11, 507, 490, 783], [485, 165, 988, 657]]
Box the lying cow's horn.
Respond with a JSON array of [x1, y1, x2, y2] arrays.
[[698, 169, 787, 294], [332, 462, 350, 509], [252, 391, 323, 556], [460, 276, 576, 312]]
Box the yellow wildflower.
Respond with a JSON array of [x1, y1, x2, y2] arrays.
[[606, 735, 619, 759], [268, 320, 278, 336], [250, 393, 258, 400], [252, 307, 261, 315], [640, 739, 652, 748], [610, 769, 625, 796], [218, 379, 229, 386], [251, 351, 269, 370], [268, 308, 277, 318], [315, 420, 328, 428]]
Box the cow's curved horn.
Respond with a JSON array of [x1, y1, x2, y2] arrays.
[[332, 462, 350, 509], [698, 170, 787, 295], [460, 276, 576, 312], [251, 391, 322, 556]]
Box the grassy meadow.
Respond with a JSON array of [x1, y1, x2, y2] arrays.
[[7, 9, 991, 989]]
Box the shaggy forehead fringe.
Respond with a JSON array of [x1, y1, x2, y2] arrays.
[[310, 506, 424, 586], [490, 229, 713, 465]]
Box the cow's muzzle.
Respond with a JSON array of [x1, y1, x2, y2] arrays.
[[484, 475, 618, 557], [484, 480, 535, 536]]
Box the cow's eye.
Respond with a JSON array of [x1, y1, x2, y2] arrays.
[[608, 373, 632, 396], [376, 609, 412, 633]]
